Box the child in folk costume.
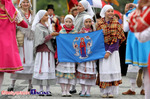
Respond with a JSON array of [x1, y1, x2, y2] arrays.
[[70, 0, 95, 94], [0, 0, 28, 90], [31, 10, 59, 96], [8, 0, 34, 92], [76, 15, 97, 97], [96, 5, 126, 98], [56, 15, 77, 97]]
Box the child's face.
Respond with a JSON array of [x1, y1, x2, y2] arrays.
[[60, 16, 65, 23], [73, 10, 78, 17], [84, 19, 92, 28], [41, 12, 49, 22], [114, 16, 119, 21], [105, 9, 114, 19], [65, 18, 73, 28], [20, 0, 30, 9]]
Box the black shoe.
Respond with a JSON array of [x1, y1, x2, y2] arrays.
[[46, 91, 52, 96], [79, 91, 86, 95], [7, 86, 14, 91], [28, 88, 32, 92], [39, 91, 45, 96], [69, 89, 77, 94]]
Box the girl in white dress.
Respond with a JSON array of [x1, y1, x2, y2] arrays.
[[31, 10, 59, 96], [96, 5, 126, 98], [77, 15, 97, 97], [56, 15, 77, 97]]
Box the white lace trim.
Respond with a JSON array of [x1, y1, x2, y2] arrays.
[[33, 72, 56, 79], [77, 66, 97, 74], [99, 73, 122, 82]]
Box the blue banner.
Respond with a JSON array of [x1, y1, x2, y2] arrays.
[[56, 30, 106, 63]]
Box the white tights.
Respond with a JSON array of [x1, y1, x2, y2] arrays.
[[60, 83, 71, 94], [81, 84, 92, 95]]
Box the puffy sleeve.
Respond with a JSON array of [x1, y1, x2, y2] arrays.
[[123, 15, 129, 32], [16, 9, 28, 28], [134, 27, 150, 43]]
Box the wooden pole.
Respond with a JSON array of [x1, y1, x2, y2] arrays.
[[33, 0, 36, 14]]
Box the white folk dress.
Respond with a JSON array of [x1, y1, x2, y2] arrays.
[[32, 23, 56, 86], [11, 10, 34, 80]]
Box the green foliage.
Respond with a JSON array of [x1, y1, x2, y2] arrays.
[[113, 0, 134, 14], [36, 0, 134, 16], [37, 0, 68, 16]]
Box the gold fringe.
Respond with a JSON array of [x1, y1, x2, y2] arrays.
[[0, 66, 23, 71]]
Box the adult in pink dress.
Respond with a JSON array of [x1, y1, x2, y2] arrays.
[[0, 0, 28, 90]]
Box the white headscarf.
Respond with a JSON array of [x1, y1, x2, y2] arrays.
[[64, 14, 75, 24], [83, 15, 93, 24], [79, 0, 95, 17], [19, 0, 32, 7], [100, 5, 114, 18], [31, 10, 47, 31]]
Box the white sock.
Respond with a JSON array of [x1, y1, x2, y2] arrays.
[[86, 85, 91, 94], [40, 85, 43, 92], [46, 85, 50, 92], [60, 84, 65, 93], [0, 72, 4, 90], [81, 84, 85, 94], [131, 83, 136, 91], [141, 83, 144, 90], [66, 84, 71, 93]]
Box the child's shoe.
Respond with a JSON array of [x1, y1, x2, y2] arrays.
[[39, 91, 44, 96], [85, 94, 91, 97], [66, 92, 72, 97], [69, 89, 77, 94], [46, 91, 52, 96], [108, 94, 114, 98], [62, 91, 66, 97], [101, 94, 107, 98]]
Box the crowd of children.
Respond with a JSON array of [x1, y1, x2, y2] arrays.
[[0, 0, 149, 99]]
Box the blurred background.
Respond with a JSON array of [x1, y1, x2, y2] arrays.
[[13, 0, 134, 16]]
